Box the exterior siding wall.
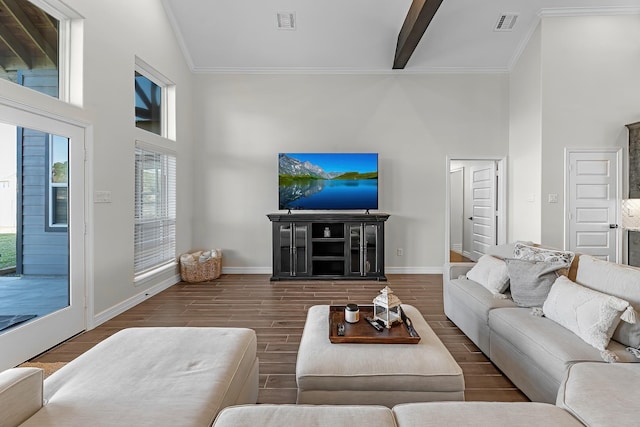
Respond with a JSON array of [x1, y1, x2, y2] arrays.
[[19, 70, 68, 275]]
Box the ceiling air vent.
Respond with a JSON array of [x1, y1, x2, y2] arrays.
[[277, 12, 296, 30], [494, 13, 518, 31]]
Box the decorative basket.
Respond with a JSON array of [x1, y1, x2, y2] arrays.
[[180, 249, 222, 283]]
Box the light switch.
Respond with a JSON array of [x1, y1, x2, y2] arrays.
[[94, 190, 112, 203]]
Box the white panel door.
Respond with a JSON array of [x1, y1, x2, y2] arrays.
[[470, 162, 497, 261], [567, 150, 620, 261], [0, 108, 86, 371]]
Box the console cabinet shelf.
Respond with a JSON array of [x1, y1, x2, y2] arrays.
[[267, 213, 389, 281]]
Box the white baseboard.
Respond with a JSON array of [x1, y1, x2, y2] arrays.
[[221, 266, 444, 275], [451, 244, 463, 253], [222, 266, 272, 275], [91, 273, 180, 328], [385, 266, 443, 274]]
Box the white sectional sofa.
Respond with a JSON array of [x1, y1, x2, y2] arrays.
[[444, 245, 640, 403], [212, 361, 640, 426], [213, 402, 584, 427], [1, 327, 259, 427]]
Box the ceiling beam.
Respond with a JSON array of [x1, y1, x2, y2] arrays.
[[0, 25, 32, 68], [0, 0, 57, 66], [393, 0, 444, 69]]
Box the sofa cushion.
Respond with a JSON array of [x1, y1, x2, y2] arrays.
[[0, 367, 43, 427], [557, 362, 640, 427], [20, 327, 258, 427], [505, 259, 566, 307], [489, 308, 637, 383], [543, 275, 632, 351], [466, 255, 510, 295], [575, 255, 640, 348], [213, 404, 396, 427], [392, 402, 583, 426], [448, 277, 517, 325]]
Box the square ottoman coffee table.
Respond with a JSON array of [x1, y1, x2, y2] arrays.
[[296, 305, 464, 407]]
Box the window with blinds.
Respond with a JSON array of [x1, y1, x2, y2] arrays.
[[134, 146, 176, 276]]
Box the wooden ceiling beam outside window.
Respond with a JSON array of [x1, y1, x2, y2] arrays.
[[0, 22, 31, 68], [393, 0, 444, 69], [0, 0, 57, 66]]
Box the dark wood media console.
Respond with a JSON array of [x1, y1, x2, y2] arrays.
[[267, 212, 390, 281]]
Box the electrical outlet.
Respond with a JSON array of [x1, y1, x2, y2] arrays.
[[396, 248, 403, 256], [548, 193, 558, 203]]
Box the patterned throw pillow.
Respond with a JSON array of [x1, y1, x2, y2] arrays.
[[513, 243, 575, 265], [513, 243, 575, 276]]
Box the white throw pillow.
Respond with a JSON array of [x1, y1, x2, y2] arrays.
[[543, 275, 634, 351], [466, 255, 509, 295]]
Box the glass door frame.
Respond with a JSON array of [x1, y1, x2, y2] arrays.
[[0, 102, 87, 371]]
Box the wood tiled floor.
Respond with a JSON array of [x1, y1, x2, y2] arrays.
[[32, 274, 528, 403]]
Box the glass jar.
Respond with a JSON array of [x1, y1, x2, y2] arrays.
[[345, 303, 359, 323]]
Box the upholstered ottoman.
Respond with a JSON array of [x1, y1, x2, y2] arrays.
[[296, 305, 464, 406], [18, 327, 259, 426], [392, 402, 584, 426], [213, 404, 397, 427], [556, 362, 640, 426]]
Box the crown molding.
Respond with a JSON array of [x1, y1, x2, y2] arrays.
[[191, 66, 509, 75], [539, 6, 640, 17]]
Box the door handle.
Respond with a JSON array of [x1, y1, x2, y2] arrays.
[[468, 217, 473, 220], [609, 224, 619, 229]]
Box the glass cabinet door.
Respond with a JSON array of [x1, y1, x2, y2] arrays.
[[364, 224, 378, 274], [293, 224, 308, 275], [278, 224, 292, 274], [349, 224, 362, 274], [278, 223, 308, 276], [348, 223, 379, 276]]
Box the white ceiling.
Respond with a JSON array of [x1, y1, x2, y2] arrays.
[[161, 0, 640, 73]]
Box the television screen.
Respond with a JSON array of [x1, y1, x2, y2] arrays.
[[278, 153, 379, 210]]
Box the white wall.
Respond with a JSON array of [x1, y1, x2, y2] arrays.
[[192, 73, 509, 271], [449, 168, 463, 253], [509, 24, 542, 243], [539, 15, 640, 249], [34, 0, 194, 316]]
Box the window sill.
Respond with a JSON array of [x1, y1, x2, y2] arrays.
[[134, 261, 178, 287]]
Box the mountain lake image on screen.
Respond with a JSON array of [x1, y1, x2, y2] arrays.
[[278, 153, 378, 210]]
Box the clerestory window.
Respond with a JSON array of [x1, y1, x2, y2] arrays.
[[0, 0, 59, 97]]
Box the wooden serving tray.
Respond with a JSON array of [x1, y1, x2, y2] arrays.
[[328, 305, 421, 344]]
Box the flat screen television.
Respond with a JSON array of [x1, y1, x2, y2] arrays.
[[278, 153, 379, 210]]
